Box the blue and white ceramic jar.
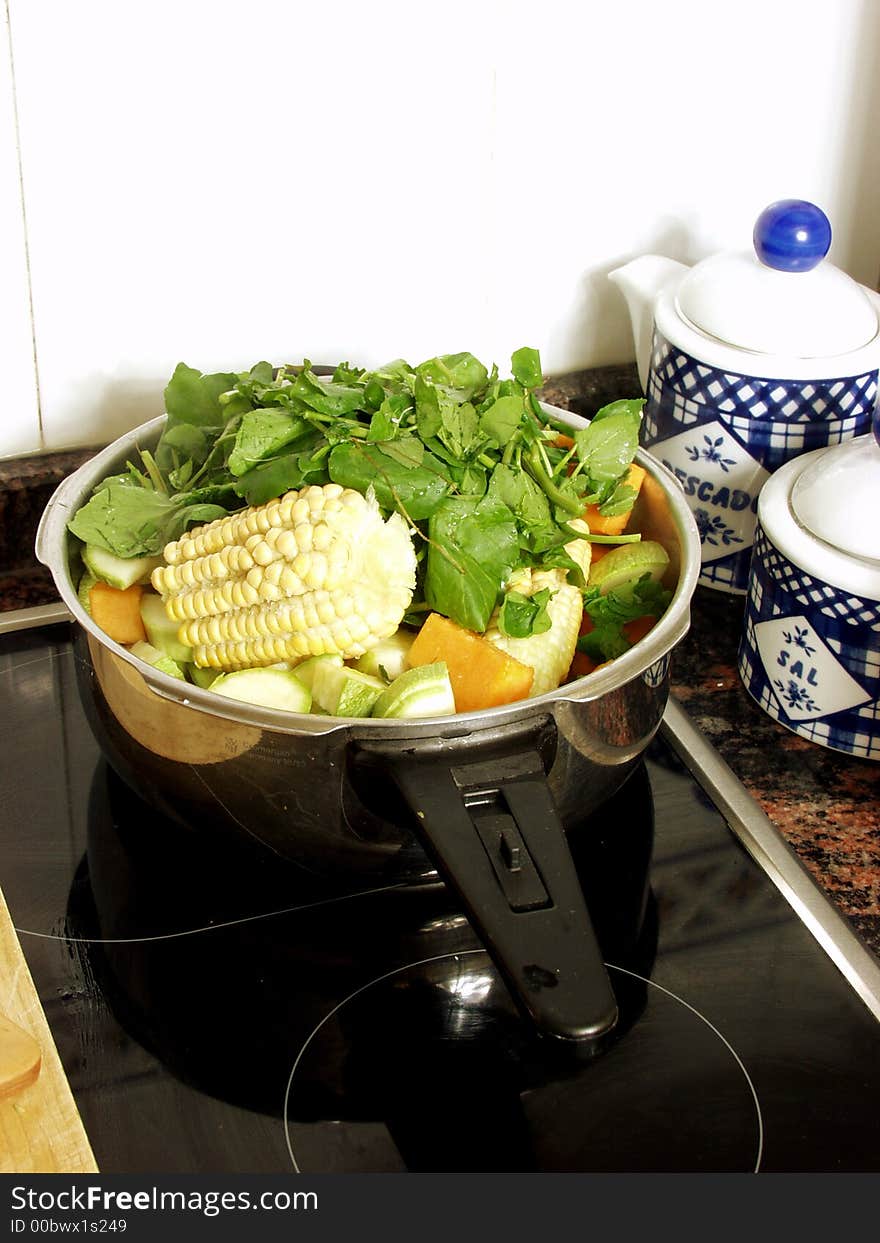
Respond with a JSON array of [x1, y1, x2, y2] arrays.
[[738, 419, 880, 761], [610, 201, 880, 594]]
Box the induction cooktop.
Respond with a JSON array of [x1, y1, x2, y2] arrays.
[[2, 611, 880, 1173]]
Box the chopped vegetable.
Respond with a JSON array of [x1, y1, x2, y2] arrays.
[[353, 630, 416, 682], [77, 571, 97, 615], [582, 463, 647, 536], [577, 576, 672, 664], [139, 592, 193, 664], [311, 663, 385, 717], [151, 483, 417, 672], [622, 614, 659, 647], [83, 544, 163, 591], [129, 640, 186, 680], [88, 582, 147, 646], [291, 653, 344, 693], [210, 668, 312, 712], [484, 568, 584, 697], [406, 613, 534, 713], [586, 540, 669, 595], [67, 345, 674, 717], [481, 518, 591, 696], [186, 663, 218, 689], [371, 662, 456, 719]]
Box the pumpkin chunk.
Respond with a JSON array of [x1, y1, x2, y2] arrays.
[[406, 613, 534, 713], [89, 581, 147, 646]]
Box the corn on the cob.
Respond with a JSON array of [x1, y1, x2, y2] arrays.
[[151, 484, 417, 671], [483, 521, 591, 696]]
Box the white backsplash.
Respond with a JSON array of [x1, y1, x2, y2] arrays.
[[3, 0, 880, 457], [0, 3, 38, 456]]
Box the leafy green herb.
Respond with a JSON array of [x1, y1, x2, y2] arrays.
[[510, 346, 543, 390], [233, 443, 327, 507], [290, 368, 366, 416], [577, 574, 672, 662], [67, 483, 227, 558], [415, 352, 488, 402], [498, 587, 554, 638], [572, 400, 643, 494], [480, 395, 524, 447], [328, 441, 450, 522], [163, 363, 238, 428], [597, 481, 638, 517], [227, 410, 312, 476], [425, 496, 519, 632]]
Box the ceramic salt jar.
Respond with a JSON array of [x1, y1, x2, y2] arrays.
[[737, 413, 880, 760], [610, 200, 880, 595]]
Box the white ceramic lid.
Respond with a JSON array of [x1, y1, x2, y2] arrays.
[[790, 432, 880, 563], [675, 200, 879, 358], [758, 432, 880, 600]]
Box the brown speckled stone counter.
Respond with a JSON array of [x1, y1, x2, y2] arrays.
[[0, 446, 98, 608], [2, 368, 878, 964]]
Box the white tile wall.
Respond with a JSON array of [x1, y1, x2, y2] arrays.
[[4, 0, 880, 455], [0, 2, 39, 458]]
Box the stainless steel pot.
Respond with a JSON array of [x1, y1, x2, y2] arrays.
[[37, 404, 701, 1047]]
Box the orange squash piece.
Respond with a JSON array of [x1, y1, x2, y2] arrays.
[[407, 613, 534, 713], [622, 614, 658, 646], [89, 581, 147, 645], [588, 543, 610, 568], [583, 463, 647, 536]]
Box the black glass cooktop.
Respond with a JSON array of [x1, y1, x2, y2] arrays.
[[2, 621, 880, 1173]]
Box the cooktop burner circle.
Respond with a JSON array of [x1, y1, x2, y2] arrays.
[[283, 949, 763, 1174]]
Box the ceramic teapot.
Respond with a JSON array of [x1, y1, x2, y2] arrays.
[[610, 200, 880, 594]]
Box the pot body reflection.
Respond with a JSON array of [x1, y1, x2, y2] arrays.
[[76, 625, 668, 880]]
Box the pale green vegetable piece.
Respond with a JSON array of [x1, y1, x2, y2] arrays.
[[77, 571, 98, 615], [587, 540, 670, 596], [291, 653, 344, 693], [371, 662, 456, 719], [140, 592, 193, 664], [311, 663, 386, 717], [354, 630, 416, 682], [210, 668, 312, 713], [186, 663, 218, 689], [83, 544, 163, 590], [129, 640, 186, 680]]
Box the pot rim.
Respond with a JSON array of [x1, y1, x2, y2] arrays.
[[36, 402, 702, 738]]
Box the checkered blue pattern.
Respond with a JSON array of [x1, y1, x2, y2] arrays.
[[738, 524, 880, 760], [642, 654, 670, 688], [696, 554, 746, 593], [646, 334, 876, 454], [643, 332, 877, 595]]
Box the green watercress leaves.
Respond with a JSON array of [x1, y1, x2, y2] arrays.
[[424, 496, 519, 632]]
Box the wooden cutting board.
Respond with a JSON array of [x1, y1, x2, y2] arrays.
[[0, 885, 97, 1172]]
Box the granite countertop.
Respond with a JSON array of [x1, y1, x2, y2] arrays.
[[2, 364, 878, 962]]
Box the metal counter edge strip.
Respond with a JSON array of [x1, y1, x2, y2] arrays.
[[660, 695, 880, 1024]]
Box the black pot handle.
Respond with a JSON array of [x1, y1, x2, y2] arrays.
[[374, 746, 618, 1046]]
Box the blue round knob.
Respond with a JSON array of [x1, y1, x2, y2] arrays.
[[753, 199, 832, 272]]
